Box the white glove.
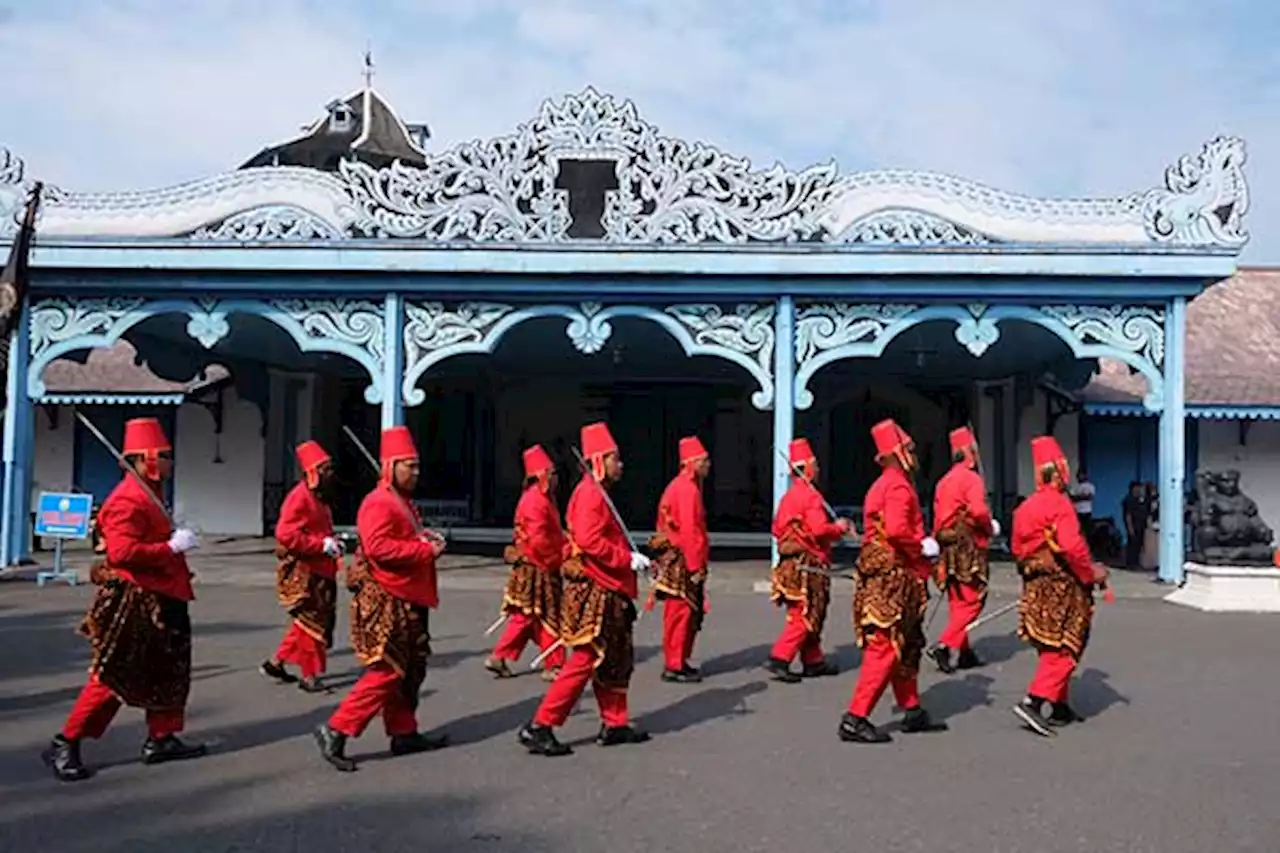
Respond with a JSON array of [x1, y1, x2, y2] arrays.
[[921, 536, 940, 560], [630, 551, 651, 573], [322, 536, 344, 557], [168, 528, 199, 554], [990, 519, 1002, 538]]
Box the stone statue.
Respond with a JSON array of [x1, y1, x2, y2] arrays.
[[1189, 469, 1276, 565]]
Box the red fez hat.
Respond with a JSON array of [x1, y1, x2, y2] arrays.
[[679, 436, 708, 465], [523, 445, 554, 479], [379, 426, 417, 484], [1031, 435, 1067, 474], [295, 440, 331, 488], [380, 426, 418, 464], [871, 419, 913, 459], [789, 438, 815, 466], [949, 427, 977, 455], [581, 422, 617, 459], [123, 417, 170, 456]]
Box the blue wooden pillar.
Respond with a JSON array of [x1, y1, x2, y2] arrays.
[[381, 292, 405, 429], [771, 295, 795, 566], [1, 300, 35, 566], [1158, 296, 1187, 583]]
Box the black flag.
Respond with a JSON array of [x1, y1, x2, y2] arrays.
[[0, 181, 43, 342]]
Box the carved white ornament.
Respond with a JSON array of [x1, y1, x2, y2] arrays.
[[401, 300, 776, 408], [0, 90, 1249, 249], [1039, 305, 1165, 370], [27, 296, 386, 402]]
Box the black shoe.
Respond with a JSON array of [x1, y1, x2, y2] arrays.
[[518, 723, 572, 757], [764, 658, 801, 684], [41, 735, 92, 782], [140, 734, 207, 765], [681, 664, 702, 677], [1013, 697, 1056, 737], [314, 724, 357, 772], [597, 725, 651, 746], [390, 731, 449, 755], [900, 706, 949, 733], [955, 648, 983, 670], [1047, 703, 1085, 727], [297, 676, 330, 694], [802, 659, 840, 678], [259, 660, 298, 684], [661, 668, 703, 683], [928, 644, 956, 674], [838, 713, 891, 744], [484, 657, 515, 678]]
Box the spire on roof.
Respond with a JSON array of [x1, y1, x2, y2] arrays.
[[363, 44, 375, 89]]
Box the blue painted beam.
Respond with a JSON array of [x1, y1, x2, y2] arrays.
[[1158, 296, 1188, 584], [1082, 403, 1280, 420], [771, 295, 795, 567], [33, 271, 1212, 302], [2, 299, 35, 566], [29, 243, 1239, 280], [381, 292, 405, 429]]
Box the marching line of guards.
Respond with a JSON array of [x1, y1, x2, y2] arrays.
[[40, 414, 1111, 780]]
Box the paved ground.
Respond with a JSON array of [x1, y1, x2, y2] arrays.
[[1, 572, 1276, 852]]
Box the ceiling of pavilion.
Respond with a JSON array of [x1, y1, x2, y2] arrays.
[[0, 88, 1250, 251]]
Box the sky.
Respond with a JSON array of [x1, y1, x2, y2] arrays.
[[1, 0, 1277, 260]]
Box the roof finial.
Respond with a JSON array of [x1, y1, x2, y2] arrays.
[[363, 42, 375, 88]]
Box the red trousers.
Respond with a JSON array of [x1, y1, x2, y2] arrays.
[[275, 623, 327, 678], [937, 582, 985, 651], [492, 612, 565, 669], [62, 675, 184, 741], [847, 632, 921, 718], [662, 597, 699, 671], [532, 646, 628, 728], [329, 663, 419, 738], [1028, 647, 1077, 703], [770, 600, 826, 666]]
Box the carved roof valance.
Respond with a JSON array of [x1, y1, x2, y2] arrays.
[[0, 87, 1250, 251]]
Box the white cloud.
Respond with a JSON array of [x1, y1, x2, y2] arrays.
[[1, 0, 1276, 259]]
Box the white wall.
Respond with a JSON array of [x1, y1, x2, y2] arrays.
[[173, 388, 265, 536], [1198, 419, 1280, 531], [32, 406, 75, 500]]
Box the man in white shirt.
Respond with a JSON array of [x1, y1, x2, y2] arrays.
[[1070, 469, 1095, 539]]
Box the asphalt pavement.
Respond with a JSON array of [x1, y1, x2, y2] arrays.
[[0, 572, 1276, 853]]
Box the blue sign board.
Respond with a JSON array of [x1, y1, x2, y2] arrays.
[[34, 492, 94, 540]]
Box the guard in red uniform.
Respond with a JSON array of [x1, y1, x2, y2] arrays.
[[485, 445, 567, 680], [43, 417, 206, 782], [648, 436, 711, 683], [315, 426, 448, 771], [841, 419, 948, 743], [765, 438, 851, 683], [518, 422, 652, 757], [928, 427, 998, 674], [261, 440, 343, 693], [1011, 436, 1109, 737]]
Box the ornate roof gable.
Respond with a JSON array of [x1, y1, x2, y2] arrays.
[[0, 87, 1250, 249]]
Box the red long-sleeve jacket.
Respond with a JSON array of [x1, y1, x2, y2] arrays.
[[656, 470, 709, 573], [97, 475, 193, 602], [566, 476, 635, 599], [514, 485, 568, 571], [933, 462, 994, 548], [274, 480, 340, 579], [356, 485, 438, 608], [863, 466, 930, 580], [772, 479, 844, 564], [1012, 486, 1095, 585]]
